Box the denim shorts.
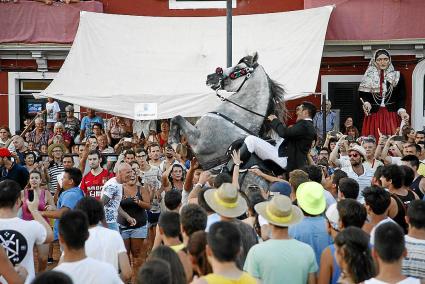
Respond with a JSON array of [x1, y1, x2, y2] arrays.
[[120, 224, 148, 239], [107, 222, 119, 232]]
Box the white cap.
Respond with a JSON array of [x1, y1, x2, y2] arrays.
[[325, 203, 339, 231]]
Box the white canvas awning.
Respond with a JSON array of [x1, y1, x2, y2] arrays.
[[40, 5, 334, 119]]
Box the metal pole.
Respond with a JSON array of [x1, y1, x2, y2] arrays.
[[226, 0, 232, 67], [322, 93, 327, 142]]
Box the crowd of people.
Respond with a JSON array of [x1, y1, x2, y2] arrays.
[[0, 97, 425, 284]]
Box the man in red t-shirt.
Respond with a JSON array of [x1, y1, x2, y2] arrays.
[[80, 150, 114, 200]]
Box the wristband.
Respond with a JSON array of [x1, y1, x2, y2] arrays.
[[234, 163, 241, 167], [195, 183, 203, 188]]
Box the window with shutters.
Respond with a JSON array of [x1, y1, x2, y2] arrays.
[[328, 82, 362, 131], [321, 75, 364, 132]]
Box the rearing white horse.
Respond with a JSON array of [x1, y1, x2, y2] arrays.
[[169, 53, 286, 173]]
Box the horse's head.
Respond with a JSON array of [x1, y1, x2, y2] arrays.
[[206, 53, 259, 92]]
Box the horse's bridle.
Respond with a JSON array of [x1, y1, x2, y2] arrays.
[[213, 63, 266, 118], [204, 62, 267, 169]]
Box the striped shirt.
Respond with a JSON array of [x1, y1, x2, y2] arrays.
[[402, 235, 425, 279], [48, 162, 64, 193]]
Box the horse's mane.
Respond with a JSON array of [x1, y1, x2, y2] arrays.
[[266, 75, 287, 123], [257, 75, 286, 138]]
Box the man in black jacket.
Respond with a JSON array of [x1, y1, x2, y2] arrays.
[[240, 101, 316, 172]]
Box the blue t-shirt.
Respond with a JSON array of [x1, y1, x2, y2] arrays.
[[80, 116, 104, 139], [54, 187, 84, 240], [288, 215, 332, 266]]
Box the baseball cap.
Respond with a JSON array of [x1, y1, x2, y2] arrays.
[[325, 203, 339, 231], [269, 182, 292, 197], [0, 148, 12, 157]]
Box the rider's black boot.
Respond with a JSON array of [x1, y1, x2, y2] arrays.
[[239, 143, 252, 163]]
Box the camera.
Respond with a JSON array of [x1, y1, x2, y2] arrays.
[[345, 135, 354, 142]]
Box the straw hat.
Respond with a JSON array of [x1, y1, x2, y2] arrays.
[[204, 183, 247, 218], [296, 181, 326, 215], [255, 195, 303, 227], [348, 145, 367, 159], [47, 143, 65, 157]]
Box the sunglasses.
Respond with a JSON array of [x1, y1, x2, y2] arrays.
[[136, 154, 146, 158], [348, 153, 359, 158]]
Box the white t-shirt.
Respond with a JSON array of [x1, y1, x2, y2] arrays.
[[46, 101, 61, 123], [181, 189, 190, 206], [337, 155, 351, 168], [205, 213, 220, 232], [85, 226, 127, 271], [390, 156, 403, 165], [364, 277, 420, 284], [101, 177, 123, 223], [57, 171, 65, 189], [365, 159, 384, 170], [133, 120, 156, 139], [54, 257, 123, 284], [0, 217, 47, 284], [341, 165, 374, 203], [159, 159, 184, 172], [324, 190, 336, 209]]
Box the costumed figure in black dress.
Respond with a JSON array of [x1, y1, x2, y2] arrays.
[[358, 49, 408, 139]]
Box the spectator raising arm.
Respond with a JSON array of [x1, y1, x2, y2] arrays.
[[249, 168, 286, 183], [374, 130, 387, 160], [184, 157, 199, 193], [27, 190, 54, 244], [188, 170, 211, 201], [231, 149, 241, 190], [381, 135, 402, 165], [161, 163, 174, 191], [0, 247, 27, 284], [322, 133, 332, 149], [78, 141, 90, 173], [329, 135, 347, 168]]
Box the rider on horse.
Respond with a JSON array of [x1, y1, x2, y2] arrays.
[[237, 101, 317, 172]]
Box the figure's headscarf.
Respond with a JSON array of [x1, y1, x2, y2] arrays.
[[358, 49, 400, 96]]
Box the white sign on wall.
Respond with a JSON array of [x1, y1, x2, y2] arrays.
[[135, 103, 158, 120]]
